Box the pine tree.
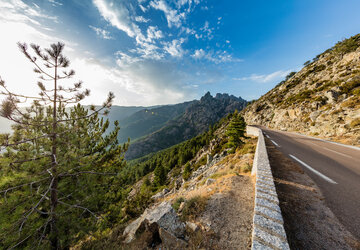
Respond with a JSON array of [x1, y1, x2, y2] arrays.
[[0, 42, 127, 249], [226, 112, 246, 150], [153, 164, 166, 186]]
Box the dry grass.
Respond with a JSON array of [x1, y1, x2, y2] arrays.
[[350, 118, 360, 128]]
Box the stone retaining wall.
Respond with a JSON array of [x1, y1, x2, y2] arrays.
[[247, 126, 290, 250]]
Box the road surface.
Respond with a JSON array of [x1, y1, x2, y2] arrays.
[[257, 126, 360, 240]]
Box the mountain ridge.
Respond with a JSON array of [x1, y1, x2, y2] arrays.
[[125, 92, 247, 159]]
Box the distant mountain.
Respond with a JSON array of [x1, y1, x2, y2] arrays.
[[117, 101, 195, 143], [0, 105, 156, 135], [125, 92, 247, 159]]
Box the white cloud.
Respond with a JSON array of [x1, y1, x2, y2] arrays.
[[0, 0, 58, 24], [200, 20, 214, 40], [0, 0, 195, 106], [135, 15, 149, 22], [233, 70, 292, 83], [163, 39, 185, 58], [93, 0, 165, 55], [47, 0, 62, 6], [147, 26, 163, 40], [192, 49, 240, 64], [92, 0, 141, 38], [139, 4, 147, 12], [89, 25, 113, 39], [150, 0, 185, 28], [192, 48, 206, 59]]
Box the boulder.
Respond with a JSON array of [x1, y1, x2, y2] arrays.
[[159, 228, 187, 249], [123, 201, 186, 244], [324, 90, 339, 104]]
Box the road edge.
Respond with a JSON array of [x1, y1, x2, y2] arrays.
[[247, 126, 290, 250]]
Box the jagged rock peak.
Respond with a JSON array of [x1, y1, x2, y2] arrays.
[[200, 91, 213, 102], [200, 92, 246, 103]]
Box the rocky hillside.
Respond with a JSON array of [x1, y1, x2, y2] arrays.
[[75, 112, 256, 249], [125, 92, 247, 159], [243, 34, 360, 146]]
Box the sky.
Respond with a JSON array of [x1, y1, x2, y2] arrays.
[[0, 0, 360, 106]]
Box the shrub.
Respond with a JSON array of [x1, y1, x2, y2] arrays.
[[304, 60, 311, 66], [333, 34, 360, 55], [353, 88, 360, 96], [172, 197, 185, 211], [240, 163, 252, 173], [350, 118, 360, 128], [340, 79, 360, 94], [193, 155, 207, 170], [181, 196, 208, 221], [182, 162, 192, 180], [285, 89, 313, 104], [237, 143, 255, 154]]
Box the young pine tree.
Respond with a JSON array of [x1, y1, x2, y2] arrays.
[[0, 42, 127, 249], [226, 112, 246, 151]]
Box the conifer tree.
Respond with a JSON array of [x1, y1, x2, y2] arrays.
[[153, 164, 166, 186], [226, 111, 246, 150], [0, 42, 127, 249]]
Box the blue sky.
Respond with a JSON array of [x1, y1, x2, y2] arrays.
[[0, 0, 360, 106]]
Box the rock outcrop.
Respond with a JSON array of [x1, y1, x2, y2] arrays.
[[123, 201, 186, 247]]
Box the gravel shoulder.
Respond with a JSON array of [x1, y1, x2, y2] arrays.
[[265, 138, 360, 249], [198, 174, 254, 249]]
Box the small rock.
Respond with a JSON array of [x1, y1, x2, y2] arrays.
[[178, 202, 185, 213], [310, 111, 321, 122], [186, 221, 199, 232], [206, 178, 216, 186]]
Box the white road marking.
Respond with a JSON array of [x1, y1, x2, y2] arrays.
[[265, 135, 270, 139], [307, 141, 354, 159], [271, 140, 280, 147], [289, 154, 337, 184]]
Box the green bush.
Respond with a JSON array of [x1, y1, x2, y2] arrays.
[[172, 197, 185, 211], [340, 79, 360, 94], [182, 162, 192, 180], [333, 34, 360, 55], [181, 196, 208, 221], [286, 89, 313, 104]]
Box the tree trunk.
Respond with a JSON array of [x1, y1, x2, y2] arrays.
[[50, 60, 59, 249]]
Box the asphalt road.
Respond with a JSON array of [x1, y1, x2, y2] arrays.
[[257, 126, 360, 240]]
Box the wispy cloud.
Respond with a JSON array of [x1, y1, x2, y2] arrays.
[[135, 15, 149, 23], [92, 0, 140, 38], [233, 70, 291, 83], [192, 49, 242, 64], [163, 38, 185, 57], [89, 25, 113, 39], [150, 0, 185, 28], [47, 0, 62, 7]]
